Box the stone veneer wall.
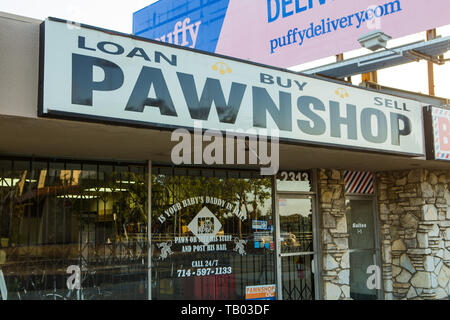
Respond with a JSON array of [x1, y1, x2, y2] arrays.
[[318, 169, 351, 300], [377, 169, 450, 300]]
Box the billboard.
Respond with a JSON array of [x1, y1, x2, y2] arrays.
[[133, 0, 450, 68], [39, 18, 425, 156]]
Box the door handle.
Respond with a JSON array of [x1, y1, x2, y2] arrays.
[[311, 259, 315, 274]]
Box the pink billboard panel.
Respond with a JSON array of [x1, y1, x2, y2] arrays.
[[215, 0, 450, 68]]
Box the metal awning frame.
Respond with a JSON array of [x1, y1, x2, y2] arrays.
[[302, 36, 450, 79]]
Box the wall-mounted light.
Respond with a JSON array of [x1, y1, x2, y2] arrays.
[[56, 195, 98, 199], [357, 30, 392, 51], [84, 187, 128, 192], [115, 180, 136, 184]]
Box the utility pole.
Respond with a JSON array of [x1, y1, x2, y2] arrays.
[[426, 29, 437, 96]]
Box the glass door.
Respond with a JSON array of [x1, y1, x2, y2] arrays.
[[345, 198, 382, 300], [275, 195, 316, 300]]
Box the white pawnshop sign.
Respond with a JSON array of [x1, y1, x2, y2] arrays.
[[39, 18, 425, 156]]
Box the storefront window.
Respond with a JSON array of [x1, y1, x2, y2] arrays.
[[151, 167, 275, 300], [0, 159, 148, 300]]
